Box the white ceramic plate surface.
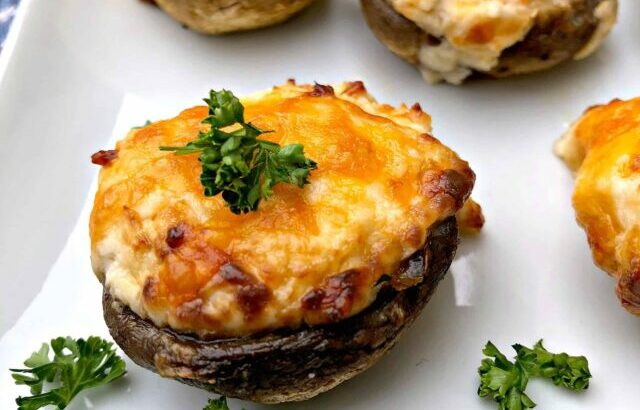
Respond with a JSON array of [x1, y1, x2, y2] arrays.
[[0, 0, 639, 409]]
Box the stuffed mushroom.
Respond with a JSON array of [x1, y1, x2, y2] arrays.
[[556, 98, 640, 316], [90, 81, 482, 402], [361, 0, 618, 84], [147, 0, 315, 34]]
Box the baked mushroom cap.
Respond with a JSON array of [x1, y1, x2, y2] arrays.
[[104, 217, 458, 403], [153, 0, 315, 34], [361, 0, 618, 84], [91, 81, 479, 401]]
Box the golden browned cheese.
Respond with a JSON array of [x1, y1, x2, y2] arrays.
[[90, 81, 479, 336], [556, 98, 640, 315]]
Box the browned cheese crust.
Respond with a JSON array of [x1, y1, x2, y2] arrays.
[[91, 81, 477, 337]]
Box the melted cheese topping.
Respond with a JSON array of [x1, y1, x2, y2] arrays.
[[90, 82, 477, 336], [556, 98, 640, 315], [390, 0, 617, 84]]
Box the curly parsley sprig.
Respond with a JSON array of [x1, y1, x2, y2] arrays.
[[11, 336, 126, 410], [514, 340, 591, 390], [478, 340, 591, 410], [478, 342, 536, 410], [160, 89, 317, 214], [203, 396, 236, 410]]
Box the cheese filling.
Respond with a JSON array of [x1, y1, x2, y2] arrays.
[[90, 81, 477, 336], [390, 0, 617, 84]]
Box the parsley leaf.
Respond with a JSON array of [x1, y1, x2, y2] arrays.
[[514, 340, 591, 390], [478, 342, 536, 410], [478, 341, 591, 410], [160, 89, 317, 214], [203, 396, 243, 410], [11, 336, 127, 410]]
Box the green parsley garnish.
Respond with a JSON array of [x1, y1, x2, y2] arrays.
[[478, 342, 536, 410], [203, 397, 229, 410], [11, 336, 126, 410], [514, 340, 591, 390], [478, 340, 591, 410], [160, 89, 317, 214], [203, 396, 244, 410]]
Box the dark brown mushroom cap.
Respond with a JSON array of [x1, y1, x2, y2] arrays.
[[360, 0, 428, 65], [492, 0, 608, 77], [361, 0, 613, 79], [103, 217, 458, 403]]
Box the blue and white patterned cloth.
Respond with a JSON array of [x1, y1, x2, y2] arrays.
[[0, 0, 19, 52]]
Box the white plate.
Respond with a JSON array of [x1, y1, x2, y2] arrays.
[[1, 0, 639, 409]]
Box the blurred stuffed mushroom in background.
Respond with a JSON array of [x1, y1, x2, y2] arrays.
[[142, 0, 316, 34], [360, 0, 618, 84]]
